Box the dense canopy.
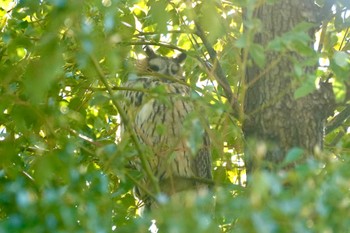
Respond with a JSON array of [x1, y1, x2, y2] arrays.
[[1, 0, 350, 232]]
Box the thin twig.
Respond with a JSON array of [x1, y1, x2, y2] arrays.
[[195, 22, 241, 117], [125, 171, 158, 200], [339, 27, 349, 51], [119, 41, 187, 53], [326, 104, 350, 134]]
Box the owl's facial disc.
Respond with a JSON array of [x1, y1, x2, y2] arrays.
[[148, 58, 166, 74], [148, 57, 180, 77]]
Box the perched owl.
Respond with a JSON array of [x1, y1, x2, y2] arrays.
[[120, 46, 212, 209]]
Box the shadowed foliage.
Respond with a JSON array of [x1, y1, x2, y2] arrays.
[[1, 0, 350, 232]]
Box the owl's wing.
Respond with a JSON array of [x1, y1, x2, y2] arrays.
[[194, 131, 212, 181]]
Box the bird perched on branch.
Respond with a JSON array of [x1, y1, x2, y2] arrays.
[[120, 46, 212, 210]]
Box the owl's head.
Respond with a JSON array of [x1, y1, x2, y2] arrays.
[[136, 46, 187, 81]]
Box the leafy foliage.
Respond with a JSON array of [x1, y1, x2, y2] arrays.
[[0, 0, 350, 232]]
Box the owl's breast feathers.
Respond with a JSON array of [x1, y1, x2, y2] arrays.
[[121, 77, 212, 198]]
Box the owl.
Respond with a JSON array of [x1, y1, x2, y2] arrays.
[[120, 46, 212, 209]]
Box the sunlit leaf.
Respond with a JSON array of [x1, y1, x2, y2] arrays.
[[333, 51, 349, 68], [148, 1, 170, 32], [293, 74, 317, 99]]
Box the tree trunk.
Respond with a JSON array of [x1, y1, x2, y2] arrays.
[[243, 0, 334, 174]]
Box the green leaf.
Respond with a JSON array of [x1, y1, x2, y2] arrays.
[[249, 44, 266, 68], [148, 1, 170, 32], [293, 74, 317, 99], [18, 20, 28, 29], [333, 79, 346, 102], [267, 37, 284, 51], [333, 51, 349, 68], [119, 11, 135, 39], [235, 34, 248, 48], [293, 64, 303, 78], [282, 147, 304, 166], [199, 0, 226, 43], [12, 104, 39, 130]]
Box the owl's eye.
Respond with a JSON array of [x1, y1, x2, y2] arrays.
[[149, 65, 160, 72], [170, 64, 179, 74]]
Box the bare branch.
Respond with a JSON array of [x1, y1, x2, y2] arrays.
[[326, 104, 350, 134]]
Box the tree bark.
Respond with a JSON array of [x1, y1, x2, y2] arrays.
[[243, 0, 334, 175]]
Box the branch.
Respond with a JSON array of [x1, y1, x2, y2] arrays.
[[89, 54, 161, 195], [327, 128, 346, 147], [194, 22, 241, 118], [134, 30, 192, 37], [125, 171, 158, 201], [119, 41, 187, 53], [326, 104, 350, 134]]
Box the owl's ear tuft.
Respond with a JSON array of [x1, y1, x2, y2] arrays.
[[175, 53, 187, 64], [143, 46, 157, 58]]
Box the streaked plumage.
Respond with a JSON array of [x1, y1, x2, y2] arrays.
[[120, 47, 212, 209]]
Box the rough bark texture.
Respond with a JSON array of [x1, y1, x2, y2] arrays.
[[243, 0, 335, 174]]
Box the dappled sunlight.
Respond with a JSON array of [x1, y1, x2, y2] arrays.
[[1, 0, 350, 232]]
